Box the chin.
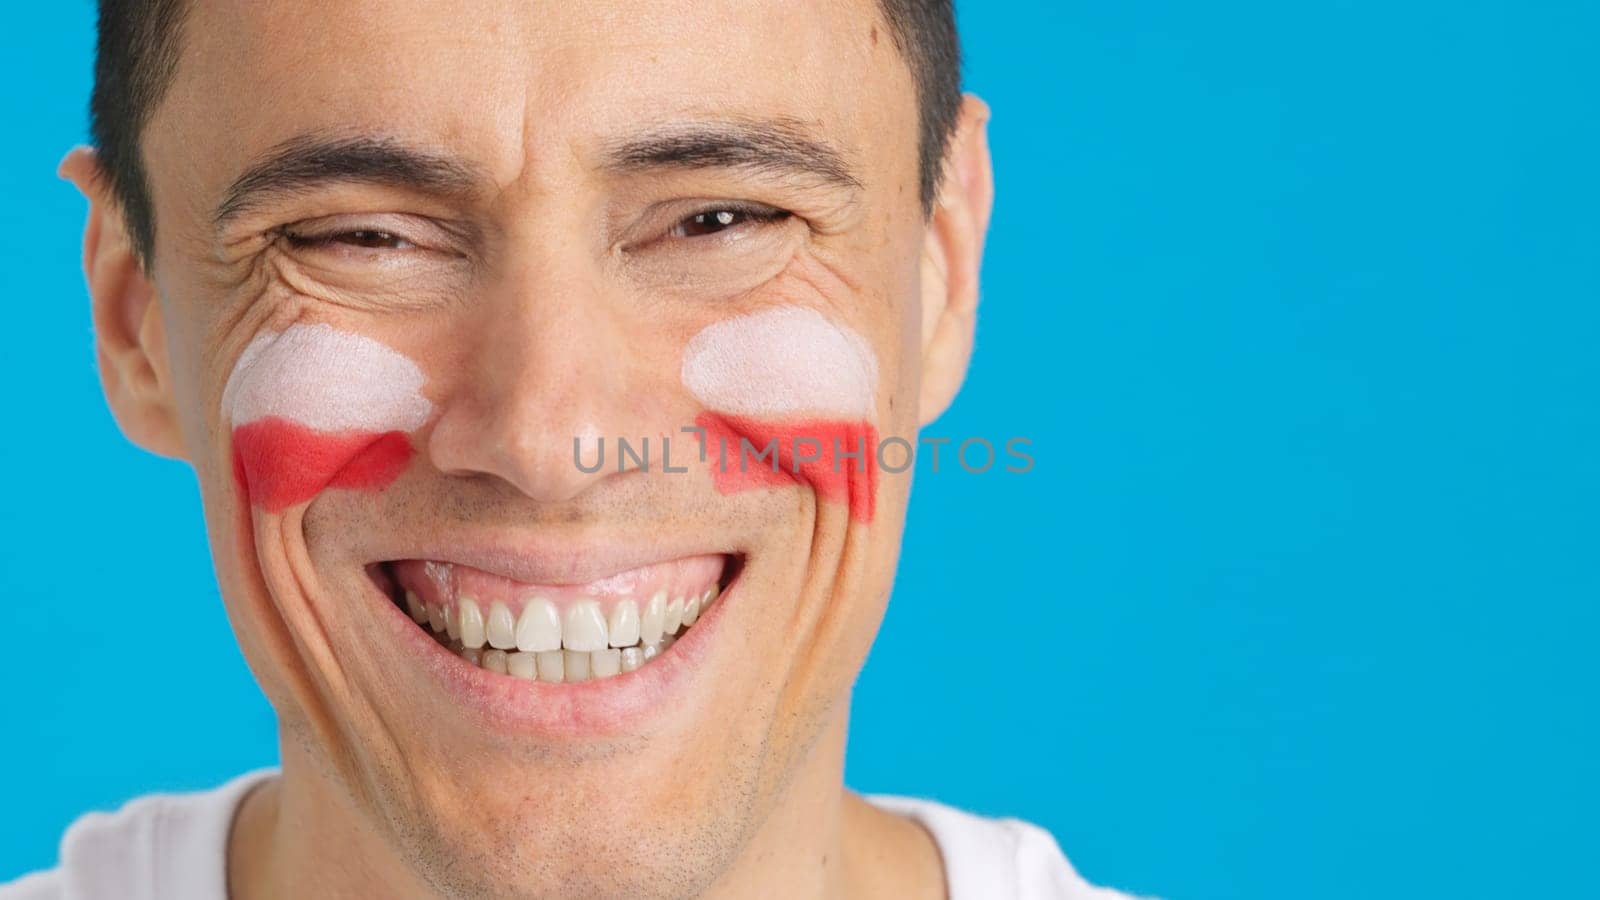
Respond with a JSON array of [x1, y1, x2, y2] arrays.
[[229, 463, 889, 898]]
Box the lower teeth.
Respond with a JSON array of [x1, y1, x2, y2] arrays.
[[453, 632, 682, 683]]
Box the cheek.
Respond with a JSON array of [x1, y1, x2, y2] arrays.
[[694, 414, 878, 524], [231, 420, 415, 513], [223, 323, 432, 512], [681, 308, 881, 523]]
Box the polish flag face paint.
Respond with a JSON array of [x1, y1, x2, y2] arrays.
[[223, 324, 432, 512], [681, 307, 880, 523], [682, 307, 878, 419]]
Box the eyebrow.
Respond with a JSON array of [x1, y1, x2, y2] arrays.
[[213, 118, 862, 229], [213, 134, 484, 228], [601, 118, 863, 195]]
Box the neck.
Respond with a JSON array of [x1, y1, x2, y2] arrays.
[[230, 711, 942, 899], [701, 713, 853, 899]]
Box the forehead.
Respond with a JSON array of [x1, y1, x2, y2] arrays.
[[147, 0, 915, 212]]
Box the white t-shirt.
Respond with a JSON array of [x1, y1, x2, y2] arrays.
[[1, 772, 1146, 900]]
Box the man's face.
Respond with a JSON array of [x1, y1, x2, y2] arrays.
[[92, 0, 984, 896]]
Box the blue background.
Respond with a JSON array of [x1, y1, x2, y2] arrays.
[[3, 2, 1596, 897]]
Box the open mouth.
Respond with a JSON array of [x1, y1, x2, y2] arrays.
[[370, 553, 741, 684]]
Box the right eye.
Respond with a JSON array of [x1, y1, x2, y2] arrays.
[[283, 227, 417, 251]]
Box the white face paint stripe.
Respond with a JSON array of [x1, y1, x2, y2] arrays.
[[222, 323, 432, 431], [680, 307, 878, 418]]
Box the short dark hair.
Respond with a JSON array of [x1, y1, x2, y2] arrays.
[[90, 1, 962, 267], [88, 0, 187, 269]]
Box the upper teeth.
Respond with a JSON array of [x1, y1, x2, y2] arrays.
[[608, 599, 641, 647], [458, 599, 485, 648], [405, 585, 721, 684], [487, 602, 516, 650], [563, 601, 608, 652], [641, 590, 666, 645], [516, 599, 561, 652]]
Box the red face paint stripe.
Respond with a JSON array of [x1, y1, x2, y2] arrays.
[[231, 416, 415, 513], [694, 413, 878, 523]]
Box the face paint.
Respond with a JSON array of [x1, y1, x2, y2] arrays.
[[681, 307, 880, 522], [223, 324, 432, 512]]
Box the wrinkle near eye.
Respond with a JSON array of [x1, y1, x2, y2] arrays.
[[260, 234, 475, 314], [759, 249, 871, 321], [620, 225, 803, 304]]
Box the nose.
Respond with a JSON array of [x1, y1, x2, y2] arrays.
[[426, 256, 657, 504]]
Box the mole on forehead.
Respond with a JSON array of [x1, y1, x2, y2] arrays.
[[680, 307, 879, 419], [222, 323, 433, 432]]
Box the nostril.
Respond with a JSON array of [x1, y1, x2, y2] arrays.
[[426, 407, 621, 505]]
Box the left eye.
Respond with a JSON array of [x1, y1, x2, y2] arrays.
[[671, 206, 791, 238]]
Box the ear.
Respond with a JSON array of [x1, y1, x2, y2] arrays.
[[59, 146, 186, 460], [917, 94, 995, 426]]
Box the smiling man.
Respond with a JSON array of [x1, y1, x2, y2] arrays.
[[4, 1, 1134, 899]]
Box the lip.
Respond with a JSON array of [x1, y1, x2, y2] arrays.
[[389, 554, 726, 612], [370, 534, 743, 587], [369, 544, 744, 738]]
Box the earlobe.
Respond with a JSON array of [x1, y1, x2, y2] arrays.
[[60, 146, 186, 460], [917, 95, 995, 427]]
